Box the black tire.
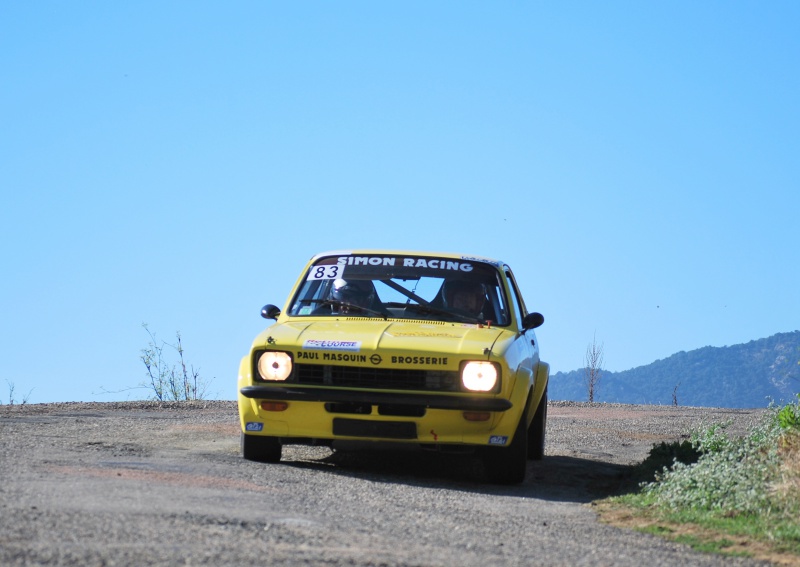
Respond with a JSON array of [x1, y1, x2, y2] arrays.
[[528, 389, 547, 460], [482, 408, 528, 485], [241, 432, 282, 463]]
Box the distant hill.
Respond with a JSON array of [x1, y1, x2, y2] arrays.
[[548, 331, 800, 408]]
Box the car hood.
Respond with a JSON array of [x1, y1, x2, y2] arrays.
[[253, 319, 510, 359]]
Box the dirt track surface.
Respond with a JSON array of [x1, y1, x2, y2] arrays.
[[0, 401, 771, 566]]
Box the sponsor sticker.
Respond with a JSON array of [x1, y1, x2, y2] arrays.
[[488, 435, 508, 446], [335, 256, 474, 272], [303, 339, 361, 352], [391, 355, 449, 366], [245, 422, 264, 432], [297, 351, 369, 362], [461, 255, 500, 267]]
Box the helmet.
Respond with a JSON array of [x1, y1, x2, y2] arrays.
[[331, 279, 375, 307], [442, 280, 487, 314], [442, 280, 485, 306]]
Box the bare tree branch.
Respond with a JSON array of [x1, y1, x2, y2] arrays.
[[584, 334, 604, 403], [139, 323, 211, 401]]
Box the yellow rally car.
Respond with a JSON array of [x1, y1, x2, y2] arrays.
[[237, 250, 548, 484]]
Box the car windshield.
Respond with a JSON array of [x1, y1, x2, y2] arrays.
[[288, 254, 510, 326]]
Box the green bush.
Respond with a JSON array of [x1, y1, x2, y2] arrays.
[[690, 422, 734, 454], [642, 403, 792, 515], [608, 396, 800, 556], [778, 394, 800, 431]]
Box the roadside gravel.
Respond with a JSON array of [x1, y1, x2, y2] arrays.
[[0, 401, 771, 566]]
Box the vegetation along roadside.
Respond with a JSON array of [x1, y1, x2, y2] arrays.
[[595, 394, 800, 565]]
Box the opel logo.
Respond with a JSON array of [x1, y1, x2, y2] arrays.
[[370, 354, 382, 365]]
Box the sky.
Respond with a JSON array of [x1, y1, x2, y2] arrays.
[[2, 2, 798, 404]]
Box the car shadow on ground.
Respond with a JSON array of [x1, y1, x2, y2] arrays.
[[280, 448, 635, 504]]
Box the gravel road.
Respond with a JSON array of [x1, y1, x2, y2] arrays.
[[0, 401, 772, 566]]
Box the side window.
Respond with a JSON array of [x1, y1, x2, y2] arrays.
[[505, 270, 527, 327], [487, 274, 510, 326]]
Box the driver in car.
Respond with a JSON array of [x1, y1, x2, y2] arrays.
[[313, 278, 389, 317], [331, 279, 375, 312], [443, 280, 487, 319]]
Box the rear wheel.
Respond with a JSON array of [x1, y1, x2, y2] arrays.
[[241, 433, 282, 463], [482, 409, 528, 485], [528, 388, 547, 460]]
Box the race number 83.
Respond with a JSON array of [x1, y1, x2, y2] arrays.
[[307, 265, 344, 280]]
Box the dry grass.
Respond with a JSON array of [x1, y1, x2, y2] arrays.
[[595, 500, 800, 566], [773, 431, 800, 507]]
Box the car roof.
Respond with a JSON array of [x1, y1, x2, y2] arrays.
[[309, 249, 506, 268]]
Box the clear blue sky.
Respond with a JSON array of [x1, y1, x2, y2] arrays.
[[2, 2, 798, 404]]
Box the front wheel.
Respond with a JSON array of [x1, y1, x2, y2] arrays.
[[528, 389, 547, 460], [241, 432, 282, 463], [482, 409, 528, 485]]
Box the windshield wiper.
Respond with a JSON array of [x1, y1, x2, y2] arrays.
[[318, 300, 388, 319]]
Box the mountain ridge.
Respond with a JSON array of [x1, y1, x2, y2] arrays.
[[548, 331, 800, 408]]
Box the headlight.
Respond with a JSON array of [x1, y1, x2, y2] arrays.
[[461, 361, 499, 392], [257, 351, 293, 381]]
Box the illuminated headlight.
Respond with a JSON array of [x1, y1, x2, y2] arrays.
[[257, 351, 293, 381], [461, 361, 499, 392]]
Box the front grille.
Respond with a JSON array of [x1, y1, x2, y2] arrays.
[[295, 364, 461, 392]]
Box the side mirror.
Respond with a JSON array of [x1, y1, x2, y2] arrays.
[[522, 312, 544, 331], [261, 304, 281, 320]]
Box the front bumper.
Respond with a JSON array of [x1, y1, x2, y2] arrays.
[[240, 385, 512, 412]]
